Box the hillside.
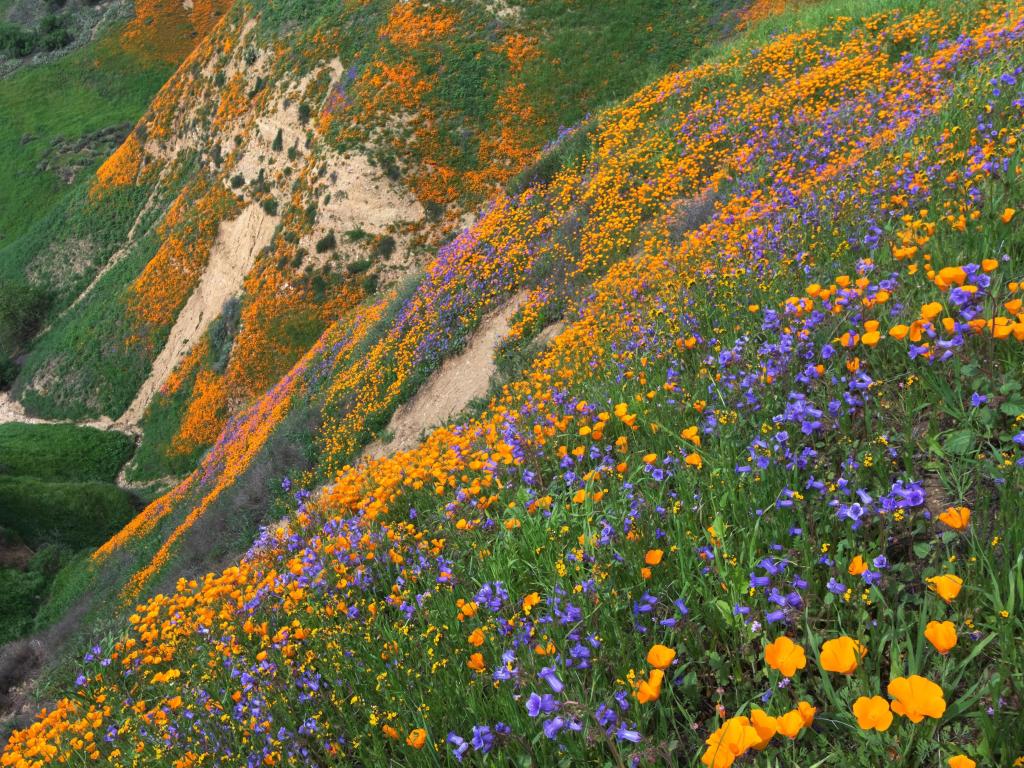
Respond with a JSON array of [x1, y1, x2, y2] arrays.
[[3, 0, 1024, 766]]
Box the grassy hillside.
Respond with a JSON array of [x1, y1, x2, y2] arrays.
[[0, 423, 137, 653], [3, 0, 1023, 766], [0, 32, 169, 247], [0, 423, 134, 483], [0, 0, 231, 386]]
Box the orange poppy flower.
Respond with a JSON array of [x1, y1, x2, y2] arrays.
[[635, 669, 664, 703], [701, 716, 760, 768], [937, 506, 970, 530], [888, 675, 946, 722], [466, 652, 485, 672], [1002, 207, 1016, 224], [406, 728, 427, 749], [820, 636, 866, 675], [775, 709, 806, 739], [924, 620, 957, 654], [645, 549, 664, 566], [948, 756, 976, 768], [647, 644, 675, 670], [749, 709, 777, 749], [764, 636, 806, 677], [852, 695, 893, 731], [468, 628, 485, 647], [926, 574, 963, 603], [848, 555, 868, 576], [797, 701, 815, 727], [685, 452, 703, 468], [522, 592, 541, 614]]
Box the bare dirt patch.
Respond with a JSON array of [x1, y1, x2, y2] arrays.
[[363, 291, 528, 459], [117, 202, 276, 426]]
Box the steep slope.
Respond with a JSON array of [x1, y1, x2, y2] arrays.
[[6, 0, 747, 488], [0, 0, 230, 386], [4, 0, 1024, 765]]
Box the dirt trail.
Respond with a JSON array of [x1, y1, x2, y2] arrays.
[[117, 203, 276, 427], [0, 391, 131, 433], [363, 291, 528, 459]]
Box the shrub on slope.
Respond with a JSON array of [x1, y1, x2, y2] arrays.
[[0, 477, 136, 549]]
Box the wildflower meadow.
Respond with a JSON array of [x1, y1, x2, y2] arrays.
[[3, 0, 1024, 766]]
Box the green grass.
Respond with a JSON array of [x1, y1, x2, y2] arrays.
[[0, 31, 171, 245], [0, 475, 137, 549], [0, 422, 134, 483]]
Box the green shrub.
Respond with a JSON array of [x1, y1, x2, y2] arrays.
[[0, 354, 18, 389], [0, 423, 134, 483], [0, 281, 53, 356], [0, 567, 47, 644], [372, 235, 396, 260], [262, 197, 278, 215], [346, 258, 372, 275], [315, 231, 336, 253], [0, 476, 137, 549], [208, 297, 242, 374], [272, 128, 283, 151]]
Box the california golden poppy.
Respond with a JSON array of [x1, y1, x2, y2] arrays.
[[819, 636, 866, 675], [852, 695, 893, 731], [406, 728, 427, 749], [775, 709, 806, 739], [635, 668, 664, 703], [647, 644, 675, 670], [749, 709, 777, 750], [924, 620, 957, 655], [937, 506, 970, 530], [888, 675, 946, 722], [764, 636, 806, 677], [701, 716, 760, 768], [926, 574, 963, 603]]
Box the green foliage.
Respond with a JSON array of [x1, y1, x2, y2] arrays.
[[0, 476, 137, 549], [315, 231, 336, 253], [371, 234, 395, 260], [0, 280, 53, 356], [0, 13, 73, 59], [14, 227, 161, 420], [0, 423, 134, 483], [507, 119, 597, 196], [208, 297, 242, 374], [31, 549, 93, 632], [0, 32, 171, 246], [346, 258, 372, 275]]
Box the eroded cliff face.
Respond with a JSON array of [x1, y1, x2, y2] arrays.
[[15, 0, 745, 483]]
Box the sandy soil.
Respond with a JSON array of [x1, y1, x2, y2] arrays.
[[363, 291, 528, 459], [117, 202, 276, 426], [0, 391, 129, 433]]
